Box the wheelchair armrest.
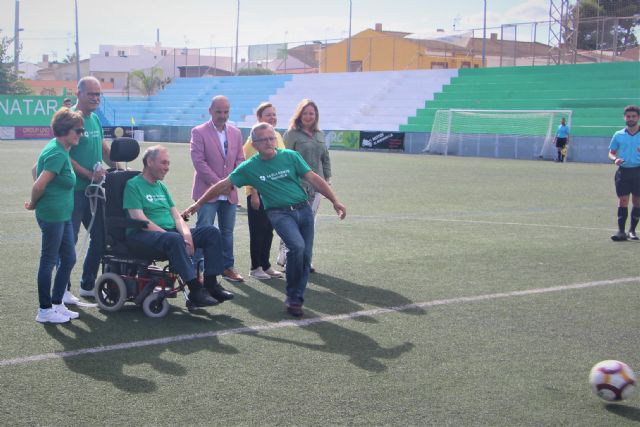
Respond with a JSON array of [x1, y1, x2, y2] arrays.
[[107, 217, 149, 230]]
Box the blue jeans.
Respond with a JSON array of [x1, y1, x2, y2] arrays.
[[266, 204, 314, 305], [195, 200, 236, 269], [37, 219, 76, 308], [71, 190, 105, 290], [126, 226, 225, 282]]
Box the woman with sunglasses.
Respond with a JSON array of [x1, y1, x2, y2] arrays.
[[25, 108, 84, 323]]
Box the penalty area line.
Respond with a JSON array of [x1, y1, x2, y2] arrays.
[[1, 276, 638, 368]]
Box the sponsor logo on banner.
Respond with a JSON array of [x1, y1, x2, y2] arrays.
[[15, 126, 54, 139], [359, 131, 405, 151], [103, 126, 138, 139], [325, 130, 360, 150]]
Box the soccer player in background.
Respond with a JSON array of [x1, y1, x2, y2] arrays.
[[554, 117, 570, 162]]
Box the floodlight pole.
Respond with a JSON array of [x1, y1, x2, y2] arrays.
[[14, 0, 19, 73], [482, 0, 487, 67], [234, 0, 240, 74], [74, 0, 80, 81], [346, 0, 352, 72]]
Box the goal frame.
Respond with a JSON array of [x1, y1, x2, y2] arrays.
[[424, 109, 573, 160]]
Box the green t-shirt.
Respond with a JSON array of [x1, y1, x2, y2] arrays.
[[35, 139, 76, 222], [69, 108, 104, 191], [123, 174, 176, 231], [229, 149, 311, 210]]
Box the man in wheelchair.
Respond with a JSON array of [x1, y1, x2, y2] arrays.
[[123, 145, 234, 307]]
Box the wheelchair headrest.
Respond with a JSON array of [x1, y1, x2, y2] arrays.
[[110, 137, 140, 163]]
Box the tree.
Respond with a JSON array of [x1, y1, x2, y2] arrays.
[[238, 67, 274, 76], [0, 31, 31, 95], [62, 52, 77, 64], [572, 0, 639, 52], [127, 66, 164, 97]]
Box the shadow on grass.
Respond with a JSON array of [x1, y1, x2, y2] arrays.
[[305, 272, 426, 318], [256, 320, 415, 373], [44, 304, 245, 393], [230, 279, 416, 372], [604, 403, 640, 421]]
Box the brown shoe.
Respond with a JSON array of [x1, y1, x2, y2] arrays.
[[223, 268, 244, 282]]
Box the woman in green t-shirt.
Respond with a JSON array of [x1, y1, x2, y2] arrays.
[[25, 109, 84, 324]]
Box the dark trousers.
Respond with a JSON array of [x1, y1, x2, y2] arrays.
[[247, 195, 274, 271], [127, 226, 225, 283]]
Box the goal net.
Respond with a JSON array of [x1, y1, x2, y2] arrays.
[[424, 109, 572, 160]]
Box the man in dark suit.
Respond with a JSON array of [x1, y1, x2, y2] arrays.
[[190, 95, 245, 282]]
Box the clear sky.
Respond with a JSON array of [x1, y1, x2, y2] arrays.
[[0, 0, 552, 63]]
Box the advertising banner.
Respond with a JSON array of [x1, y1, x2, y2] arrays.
[[15, 126, 53, 139], [359, 131, 405, 151], [325, 130, 360, 150], [0, 96, 66, 126], [103, 126, 139, 139]]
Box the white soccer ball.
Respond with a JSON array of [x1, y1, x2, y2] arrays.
[[589, 360, 637, 401]]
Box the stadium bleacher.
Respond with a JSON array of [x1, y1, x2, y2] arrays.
[[102, 74, 292, 127], [400, 62, 640, 137], [100, 62, 639, 138], [237, 69, 457, 131]]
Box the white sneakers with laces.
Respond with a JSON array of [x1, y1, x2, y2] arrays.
[[35, 303, 80, 324], [36, 307, 69, 324], [53, 303, 79, 319], [249, 267, 272, 280], [62, 290, 81, 305]]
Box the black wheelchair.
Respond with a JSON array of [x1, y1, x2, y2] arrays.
[[93, 137, 202, 318]]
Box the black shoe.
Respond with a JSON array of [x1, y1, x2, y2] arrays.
[[629, 231, 639, 241], [189, 287, 219, 307], [205, 281, 234, 302], [286, 304, 304, 318], [611, 231, 628, 242]]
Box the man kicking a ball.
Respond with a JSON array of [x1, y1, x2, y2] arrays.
[[183, 123, 346, 318]]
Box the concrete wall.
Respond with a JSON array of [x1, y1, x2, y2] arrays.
[[135, 127, 614, 164]]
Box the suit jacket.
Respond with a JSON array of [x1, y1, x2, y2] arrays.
[[190, 120, 245, 204]]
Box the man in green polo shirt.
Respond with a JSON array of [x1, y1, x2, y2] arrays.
[[183, 123, 346, 318], [67, 76, 115, 302], [124, 145, 233, 307]]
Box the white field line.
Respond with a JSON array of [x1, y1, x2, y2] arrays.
[[318, 213, 612, 231], [1, 276, 638, 368], [6, 210, 611, 231]]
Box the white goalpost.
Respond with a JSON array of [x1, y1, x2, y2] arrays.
[[424, 109, 573, 160]]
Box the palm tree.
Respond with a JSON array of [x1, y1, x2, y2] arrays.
[[128, 66, 164, 97]]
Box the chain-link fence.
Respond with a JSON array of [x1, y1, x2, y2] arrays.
[[128, 7, 637, 83]]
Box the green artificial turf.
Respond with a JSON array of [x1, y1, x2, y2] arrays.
[[1, 140, 638, 426]]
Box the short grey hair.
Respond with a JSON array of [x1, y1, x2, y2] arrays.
[[250, 122, 274, 142], [77, 76, 101, 92], [142, 145, 168, 167], [209, 95, 229, 109]]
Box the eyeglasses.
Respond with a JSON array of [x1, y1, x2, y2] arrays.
[[253, 136, 277, 144], [85, 92, 102, 98], [73, 128, 86, 135]]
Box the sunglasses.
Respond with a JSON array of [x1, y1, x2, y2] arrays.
[[73, 128, 86, 135]]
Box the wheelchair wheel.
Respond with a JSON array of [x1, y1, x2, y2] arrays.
[[95, 272, 127, 312], [142, 292, 170, 318]]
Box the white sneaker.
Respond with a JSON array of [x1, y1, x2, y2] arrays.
[[79, 287, 95, 298], [263, 267, 283, 278], [36, 308, 70, 324], [62, 290, 81, 305], [53, 303, 79, 319], [249, 267, 272, 280]]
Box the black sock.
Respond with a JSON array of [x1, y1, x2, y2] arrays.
[[203, 275, 218, 287], [618, 207, 628, 232], [186, 279, 201, 292], [630, 207, 640, 232]]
